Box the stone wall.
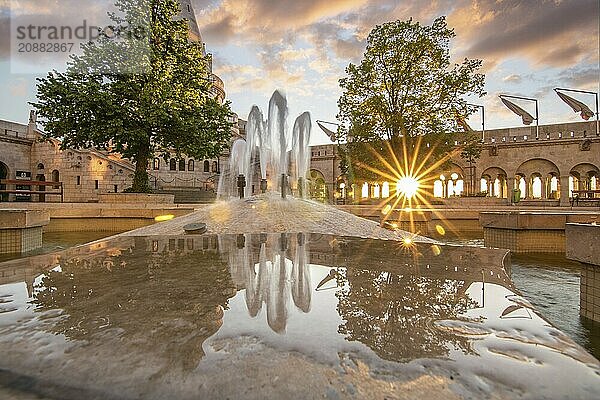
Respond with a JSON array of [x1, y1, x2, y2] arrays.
[[566, 223, 600, 323], [30, 140, 134, 202]]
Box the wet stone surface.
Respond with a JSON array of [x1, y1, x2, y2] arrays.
[[123, 194, 434, 243], [0, 234, 598, 399]]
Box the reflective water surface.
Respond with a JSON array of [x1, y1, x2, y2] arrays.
[[0, 234, 598, 399], [444, 236, 600, 360]]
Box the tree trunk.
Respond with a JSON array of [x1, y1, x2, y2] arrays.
[[132, 142, 151, 193]]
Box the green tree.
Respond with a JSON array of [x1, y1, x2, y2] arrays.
[[32, 0, 234, 192], [337, 16, 485, 181]]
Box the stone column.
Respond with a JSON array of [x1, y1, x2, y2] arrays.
[[541, 177, 547, 199], [506, 177, 515, 196], [559, 175, 570, 206]]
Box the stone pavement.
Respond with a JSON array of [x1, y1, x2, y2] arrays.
[[122, 194, 435, 242]]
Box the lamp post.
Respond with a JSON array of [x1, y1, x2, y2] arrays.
[[554, 88, 599, 136], [317, 120, 344, 203], [499, 94, 539, 139]]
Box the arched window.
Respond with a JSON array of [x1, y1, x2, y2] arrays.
[[372, 183, 380, 198], [37, 163, 44, 170], [455, 180, 464, 196], [361, 183, 369, 198], [480, 178, 488, 193], [434, 180, 443, 198], [212, 161, 218, 173], [153, 158, 160, 170], [188, 159, 194, 171], [51, 170, 60, 189], [169, 159, 176, 171], [204, 160, 210, 172], [179, 159, 186, 171], [532, 176, 542, 198]]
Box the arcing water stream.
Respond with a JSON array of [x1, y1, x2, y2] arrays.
[[217, 91, 311, 200]]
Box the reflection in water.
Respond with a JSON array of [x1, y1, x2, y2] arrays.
[[220, 233, 311, 333], [31, 237, 237, 374], [0, 234, 598, 399], [336, 268, 476, 361]]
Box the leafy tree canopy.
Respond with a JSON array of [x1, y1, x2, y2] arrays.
[[32, 0, 234, 192], [337, 16, 485, 181]]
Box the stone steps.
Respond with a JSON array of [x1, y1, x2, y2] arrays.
[[155, 188, 216, 204]]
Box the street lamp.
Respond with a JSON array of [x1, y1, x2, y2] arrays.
[[317, 120, 345, 203], [554, 88, 599, 136], [466, 103, 485, 142], [316, 120, 340, 142], [499, 94, 539, 139]]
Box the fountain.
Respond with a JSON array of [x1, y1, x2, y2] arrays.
[[0, 91, 598, 399], [217, 90, 311, 200]]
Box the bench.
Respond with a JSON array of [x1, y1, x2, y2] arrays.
[[0, 179, 64, 202], [570, 190, 600, 208]]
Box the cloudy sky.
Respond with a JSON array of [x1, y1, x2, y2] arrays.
[[1, 0, 598, 144]]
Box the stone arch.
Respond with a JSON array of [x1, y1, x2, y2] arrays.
[[480, 166, 508, 198], [308, 169, 328, 202], [51, 170, 60, 189], [516, 158, 560, 178], [434, 163, 466, 198], [515, 158, 560, 199], [569, 163, 600, 192]]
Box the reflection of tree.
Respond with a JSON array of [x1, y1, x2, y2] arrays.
[[32, 237, 237, 373], [336, 268, 477, 362]]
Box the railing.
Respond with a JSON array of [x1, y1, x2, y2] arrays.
[[0, 179, 64, 202], [570, 190, 600, 207]]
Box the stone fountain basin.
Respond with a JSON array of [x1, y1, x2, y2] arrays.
[[0, 232, 598, 399]]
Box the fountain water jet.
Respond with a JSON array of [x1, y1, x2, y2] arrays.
[[217, 91, 311, 200]]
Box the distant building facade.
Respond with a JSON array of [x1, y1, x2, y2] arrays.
[[311, 121, 600, 206]]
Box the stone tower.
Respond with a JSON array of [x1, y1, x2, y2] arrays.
[[178, 0, 202, 44]]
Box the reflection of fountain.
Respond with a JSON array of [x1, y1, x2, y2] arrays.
[[219, 233, 312, 333], [217, 91, 311, 199]]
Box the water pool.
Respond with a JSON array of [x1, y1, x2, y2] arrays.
[[0, 233, 598, 399]]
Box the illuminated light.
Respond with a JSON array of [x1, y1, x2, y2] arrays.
[[431, 244, 441, 256], [396, 176, 420, 199], [154, 214, 175, 222], [403, 207, 412, 212], [382, 204, 392, 215], [251, 205, 256, 209], [391, 222, 398, 229], [402, 237, 413, 246], [435, 225, 446, 235]]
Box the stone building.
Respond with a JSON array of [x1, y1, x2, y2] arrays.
[[0, 114, 134, 202], [0, 0, 233, 203], [312, 120, 600, 206]]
